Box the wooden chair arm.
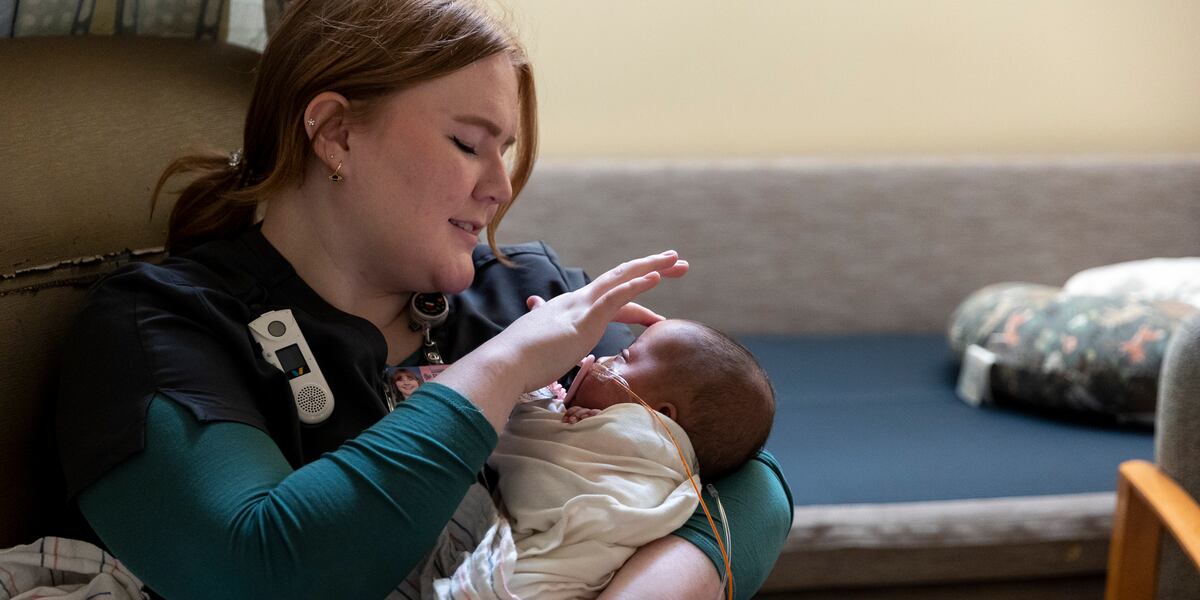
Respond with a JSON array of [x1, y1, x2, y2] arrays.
[[1105, 460, 1200, 600]]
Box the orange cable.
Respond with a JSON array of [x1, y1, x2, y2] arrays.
[[590, 364, 734, 600]]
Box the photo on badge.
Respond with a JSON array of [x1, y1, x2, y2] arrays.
[[389, 367, 425, 401]]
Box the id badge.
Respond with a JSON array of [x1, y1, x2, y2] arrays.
[[386, 364, 451, 409]]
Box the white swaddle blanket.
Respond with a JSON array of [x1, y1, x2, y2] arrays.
[[396, 400, 700, 600]]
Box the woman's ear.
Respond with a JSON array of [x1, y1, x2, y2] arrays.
[[655, 402, 678, 421], [304, 91, 352, 171]]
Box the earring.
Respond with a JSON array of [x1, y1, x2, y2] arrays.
[[306, 118, 316, 127], [329, 162, 344, 182]]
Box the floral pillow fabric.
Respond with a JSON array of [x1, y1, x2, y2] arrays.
[[949, 282, 1198, 425]]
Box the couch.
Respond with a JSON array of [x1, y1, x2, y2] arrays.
[[3, 34, 1199, 599], [502, 157, 1197, 599]]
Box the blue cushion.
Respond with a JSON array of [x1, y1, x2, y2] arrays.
[[744, 333, 1154, 505]]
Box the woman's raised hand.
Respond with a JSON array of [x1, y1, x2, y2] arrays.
[[506, 250, 688, 390], [431, 251, 687, 431]]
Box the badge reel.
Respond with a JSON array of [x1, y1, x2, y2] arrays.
[[249, 309, 335, 425], [408, 292, 449, 365]]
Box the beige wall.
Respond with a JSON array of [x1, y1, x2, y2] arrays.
[[495, 0, 1200, 158]]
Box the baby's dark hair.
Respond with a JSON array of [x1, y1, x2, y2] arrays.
[[673, 321, 775, 480]]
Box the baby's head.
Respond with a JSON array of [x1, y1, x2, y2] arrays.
[[567, 319, 775, 479]]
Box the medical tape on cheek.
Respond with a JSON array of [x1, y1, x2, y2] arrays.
[[590, 359, 734, 600]]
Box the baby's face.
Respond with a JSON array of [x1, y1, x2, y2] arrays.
[[568, 319, 700, 412]]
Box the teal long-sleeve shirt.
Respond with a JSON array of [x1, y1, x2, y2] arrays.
[[80, 385, 792, 599]]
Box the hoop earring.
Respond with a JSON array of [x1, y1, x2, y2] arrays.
[[329, 162, 344, 182]]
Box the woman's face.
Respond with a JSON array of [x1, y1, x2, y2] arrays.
[[394, 370, 421, 396], [341, 53, 519, 295]]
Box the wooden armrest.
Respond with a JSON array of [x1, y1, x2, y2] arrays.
[[1105, 460, 1200, 600]]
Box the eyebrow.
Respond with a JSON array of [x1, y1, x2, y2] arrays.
[[453, 114, 517, 147]]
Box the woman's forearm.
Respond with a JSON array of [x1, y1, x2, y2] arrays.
[[599, 535, 723, 600], [432, 335, 525, 431], [79, 388, 495, 600]]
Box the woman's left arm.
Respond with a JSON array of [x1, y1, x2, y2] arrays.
[[599, 535, 722, 599], [601, 450, 794, 600]]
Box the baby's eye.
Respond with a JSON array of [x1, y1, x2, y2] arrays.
[[621, 349, 631, 361], [451, 136, 477, 155]]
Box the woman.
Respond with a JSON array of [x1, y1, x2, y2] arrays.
[[56, 1, 792, 598]]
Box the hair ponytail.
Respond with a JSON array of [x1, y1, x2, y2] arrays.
[[151, 150, 260, 254]]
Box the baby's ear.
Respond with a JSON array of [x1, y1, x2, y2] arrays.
[[655, 402, 678, 421]]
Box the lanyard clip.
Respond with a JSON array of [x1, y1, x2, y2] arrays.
[[422, 327, 444, 365], [409, 292, 448, 365]]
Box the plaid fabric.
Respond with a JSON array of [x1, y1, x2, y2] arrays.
[[0, 536, 146, 599]]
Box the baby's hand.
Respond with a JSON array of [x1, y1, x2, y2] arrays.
[[562, 405, 602, 424]]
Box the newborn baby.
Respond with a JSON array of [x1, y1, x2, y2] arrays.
[[561, 318, 776, 481], [409, 319, 775, 600]]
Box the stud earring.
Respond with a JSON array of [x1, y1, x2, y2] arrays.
[[306, 118, 316, 127], [329, 162, 344, 182]]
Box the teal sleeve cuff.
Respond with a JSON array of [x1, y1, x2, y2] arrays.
[[672, 449, 793, 600], [79, 385, 496, 600]]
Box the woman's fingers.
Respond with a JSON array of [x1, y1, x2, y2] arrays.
[[526, 295, 547, 310], [594, 271, 664, 321], [658, 259, 689, 279], [612, 301, 665, 326], [587, 251, 683, 300]]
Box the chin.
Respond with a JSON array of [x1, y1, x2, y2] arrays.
[[433, 260, 476, 294]]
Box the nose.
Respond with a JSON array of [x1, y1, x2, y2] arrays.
[[475, 154, 513, 206], [592, 355, 626, 384]]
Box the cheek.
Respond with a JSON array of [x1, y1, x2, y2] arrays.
[[363, 136, 456, 208], [572, 376, 625, 411]]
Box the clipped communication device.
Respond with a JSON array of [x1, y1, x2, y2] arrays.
[[249, 309, 335, 425], [408, 292, 449, 331]]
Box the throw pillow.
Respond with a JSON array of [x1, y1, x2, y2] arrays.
[[948, 283, 1198, 425], [1063, 257, 1200, 309]]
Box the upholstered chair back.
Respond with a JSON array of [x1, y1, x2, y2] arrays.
[[0, 36, 256, 547], [1156, 315, 1200, 599]]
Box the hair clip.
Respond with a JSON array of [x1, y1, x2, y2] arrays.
[[228, 148, 244, 169]]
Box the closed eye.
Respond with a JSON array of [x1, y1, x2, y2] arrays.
[[451, 136, 477, 156]]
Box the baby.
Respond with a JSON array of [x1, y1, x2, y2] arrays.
[[405, 319, 775, 600], [561, 318, 776, 481]]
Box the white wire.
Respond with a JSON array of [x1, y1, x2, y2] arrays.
[[706, 482, 733, 590]]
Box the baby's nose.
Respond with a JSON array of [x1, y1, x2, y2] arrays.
[[591, 355, 627, 384]]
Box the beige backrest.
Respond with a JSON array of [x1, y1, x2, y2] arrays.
[[0, 36, 257, 547], [504, 158, 1200, 334]]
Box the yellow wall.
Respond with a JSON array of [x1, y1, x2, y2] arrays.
[[495, 0, 1200, 158]]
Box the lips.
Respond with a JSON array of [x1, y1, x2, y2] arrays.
[[449, 219, 483, 235]]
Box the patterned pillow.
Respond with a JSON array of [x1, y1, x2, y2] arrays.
[[948, 283, 1198, 425]]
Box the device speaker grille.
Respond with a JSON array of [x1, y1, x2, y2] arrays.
[[297, 385, 328, 414]]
